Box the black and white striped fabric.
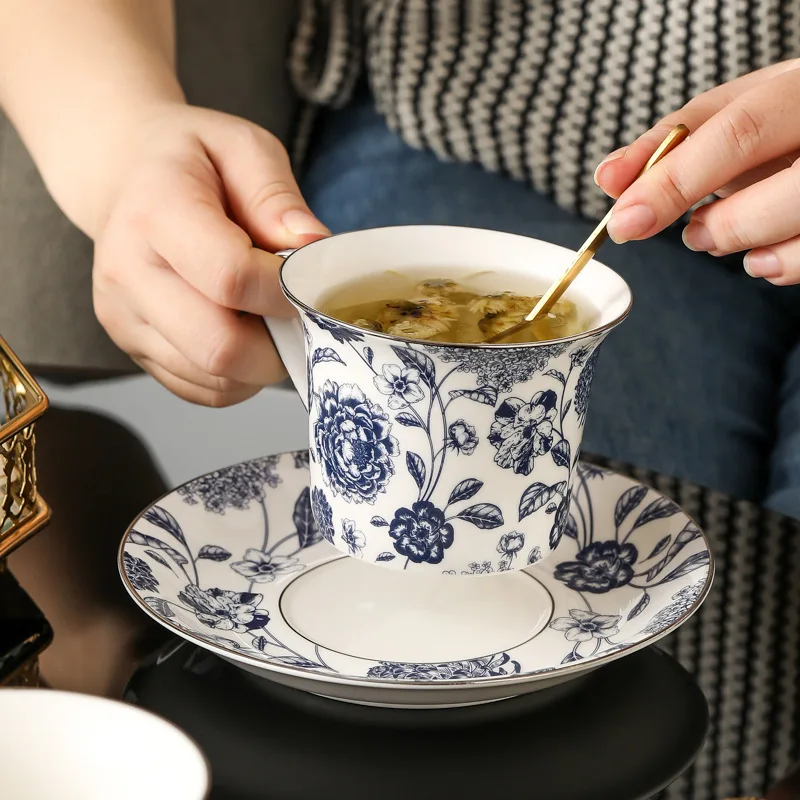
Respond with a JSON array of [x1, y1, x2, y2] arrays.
[[289, 0, 800, 220], [587, 455, 800, 800]]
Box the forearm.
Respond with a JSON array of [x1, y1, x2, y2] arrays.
[[0, 0, 185, 235]]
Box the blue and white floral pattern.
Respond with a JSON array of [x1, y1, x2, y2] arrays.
[[121, 451, 713, 686], [302, 309, 611, 573], [365, 653, 521, 680], [313, 380, 399, 504]]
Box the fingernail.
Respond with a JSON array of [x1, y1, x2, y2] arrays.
[[682, 221, 715, 252], [282, 210, 330, 236], [607, 204, 657, 244], [594, 147, 627, 185], [743, 250, 782, 278]]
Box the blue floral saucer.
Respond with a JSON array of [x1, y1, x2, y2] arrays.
[[119, 451, 713, 708]]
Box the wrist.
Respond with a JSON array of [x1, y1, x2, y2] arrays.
[[40, 88, 187, 238]]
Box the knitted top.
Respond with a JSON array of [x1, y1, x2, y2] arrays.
[[289, 0, 800, 219]]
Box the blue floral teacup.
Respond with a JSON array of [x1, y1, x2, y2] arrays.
[[266, 226, 631, 575]]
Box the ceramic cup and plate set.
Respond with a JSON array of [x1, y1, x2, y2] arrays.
[[120, 226, 714, 709]]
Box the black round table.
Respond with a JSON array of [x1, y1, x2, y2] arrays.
[[126, 641, 708, 800]]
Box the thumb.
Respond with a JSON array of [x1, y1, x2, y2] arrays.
[[201, 114, 330, 251]]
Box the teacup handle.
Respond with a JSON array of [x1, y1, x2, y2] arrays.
[[263, 249, 309, 410]]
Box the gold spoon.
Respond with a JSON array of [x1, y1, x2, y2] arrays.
[[485, 124, 690, 344]]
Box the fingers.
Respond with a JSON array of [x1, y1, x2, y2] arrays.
[[606, 66, 800, 244], [682, 163, 800, 255], [94, 243, 287, 393], [134, 355, 262, 407], [130, 256, 286, 386], [744, 235, 800, 285], [143, 166, 295, 317], [595, 59, 800, 198], [200, 116, 330, 251]]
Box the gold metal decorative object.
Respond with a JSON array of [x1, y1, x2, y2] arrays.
[[0, 334, 50, 559]]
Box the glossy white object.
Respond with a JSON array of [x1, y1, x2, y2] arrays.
[[0, 689, 210, 799], [264, 226, 632, 574], [120, 451, 713, 708]]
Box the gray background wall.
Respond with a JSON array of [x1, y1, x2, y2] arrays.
[[40, 377, 309, 486]]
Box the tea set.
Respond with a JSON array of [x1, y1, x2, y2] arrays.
[[120, 225, 714, 709]]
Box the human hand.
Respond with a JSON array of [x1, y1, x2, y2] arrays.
[[594, 59, 800, 285], [92, 103, 329, 406]]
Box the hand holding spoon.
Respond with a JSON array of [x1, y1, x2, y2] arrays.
[[485, 124, 690, 344]]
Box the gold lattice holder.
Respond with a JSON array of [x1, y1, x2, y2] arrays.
[[0, 334, 50, 559]]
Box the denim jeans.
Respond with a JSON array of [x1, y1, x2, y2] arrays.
[[300, 94, 800, 520]]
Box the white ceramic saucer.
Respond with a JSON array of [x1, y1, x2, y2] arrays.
[[120, 451, 713, 708]]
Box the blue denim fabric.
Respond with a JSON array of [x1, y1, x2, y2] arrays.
[[300, 96, 800, 519]]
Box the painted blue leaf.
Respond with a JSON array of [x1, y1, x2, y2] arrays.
[[448, 385, 498, 406], [312, 347, 345, 367], [614, 485, 648, 529], [145, 549, 174, 572], [370, 516, 389, 527], [661, 551, 710, 582], [395, 412, 423, 428], [129, 530, 167, 549], [129, 530, 187, 566], [163, 546, 188, 567], [551, 439, 571, 468], [631, 497, 680, 531], [666, 523, 701, 558], [253, 636, 268, 651], [448, 478, 484, 505], [561, 398, 573, 423], [391, 345, 436, 386], [646, 556, 670, 582], [456, 503, 504, 529], [376, 552, 396, 562], [406, 451, 426, 491], [142, 506, 186, 546], [143, 596, 174, 618], [519, 483, 555, 521], [561, 651, 583, 664], [363, 346, 374, 366], [645, 535, 671, 560], [564, 514, 578, 539], [293, 486, 321, 548], [545, 369, 566, 385], [197, 545, 232, 562], [627, 592, 651, 620]]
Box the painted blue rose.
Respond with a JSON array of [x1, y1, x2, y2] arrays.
[[488, 389, 558, 475], [447, 419, 478, 455], [313, 380, 399, 504], [178, 585, 270, 633], [554, 541, 638, 593], [389, 500, 454, 564], [124, 552, 159, 592], [311, 487, 335, 544]]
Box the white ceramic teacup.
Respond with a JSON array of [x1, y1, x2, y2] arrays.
[[265, 226, 631, 576], [0, 689, 210, 800]]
